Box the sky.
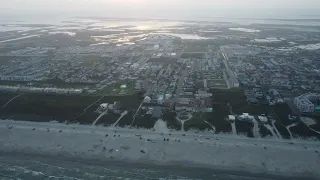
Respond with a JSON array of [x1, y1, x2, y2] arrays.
[[1, 0, 320, 19]]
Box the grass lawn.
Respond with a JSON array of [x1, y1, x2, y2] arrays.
[[235, 120, 254, 138], [211, 88, 271, 114], [0, 80, 29, 86], [259, 123, 273, 137], [133, 115, 157, 129], [116, 111, 134, 127], [205, 88, 271, 134], [163, 111, 181, 130], [100, 81, 137, 96], [205, 106, 231, 133], [97, 113, 119, 126], [0, 92, 142, 125], [0, 92, 20, 107], [184, 112, 213, 131], [290, 122, 320, 140], [273, 122, 291, 139], [1, 93, 99, 123]]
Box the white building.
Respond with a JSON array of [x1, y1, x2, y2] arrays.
[[195, 90, 212, 98], [231, 78, 240, 87], [239, 113, 255, 121], [143, 96, 151, 103], [0, 85, 82, 95], [294, 93, 320, 113], [258, 116, 268, 123], [228, 115, 236, 121], [100, 103, 108, 109]]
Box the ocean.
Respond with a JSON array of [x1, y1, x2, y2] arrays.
[[2, 14, 320, 27], [0, 151, 312, 180]]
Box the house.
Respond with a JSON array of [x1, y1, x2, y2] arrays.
[[228, 115, 236, 121], [100, 103, 108, 109], [239, 113, 255, 121], [258, 116, 268, 123]]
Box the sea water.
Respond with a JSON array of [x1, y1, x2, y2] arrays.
[[0, 152, 310, 180]]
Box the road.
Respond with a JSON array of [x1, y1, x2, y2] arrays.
[[231, 122, 237, 136], [112, 110, 128, 127], [271, 120, 283, 139], [0, 35, 40, 43], [222, 70, 231, 89], [307, 126, 320, 135], [252, 118, 261, 138], [286, 123, 298, 139], [220, 47, 229, 70], [204, 120, 216, 133], [264, 124, 277, 137], [227, 103, 237, 136], [132, 101, 144, 125], [92, 109, 108, 126], [176, 113, 192, 132], [173, 68, 188, 103], [220, 48, 234, 89], [270, 107, 284, 139], [180, 121, 185, 132], [0, 55, 47, 57]]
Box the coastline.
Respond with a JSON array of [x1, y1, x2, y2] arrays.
[[0, 151, 315, 180], [1, 119, 320, 179]]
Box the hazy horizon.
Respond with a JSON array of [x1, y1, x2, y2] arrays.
[[1, 0, 320, 20]]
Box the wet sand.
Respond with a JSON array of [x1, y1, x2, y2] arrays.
[[1, 120, 320, 179]]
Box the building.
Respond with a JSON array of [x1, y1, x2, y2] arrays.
[[143, 96, 151, 103], [294, 93, 320, 113], [228, 115, 236, 121], [0, 85, 83, 95], [195, 90, 212, 98], [113, 101, 121, 109], [239, 113, 255, 121], [231, 78, 240, 87], [258, 116, 268, 123], [100, 103, 109, 109], [120, 84, 127, 89]]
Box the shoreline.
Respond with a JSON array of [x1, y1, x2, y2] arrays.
[[1, 119, 320, 179], [0, 150, 315, 180]]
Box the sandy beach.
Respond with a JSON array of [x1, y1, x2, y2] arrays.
[[1, 119, 320, 179]]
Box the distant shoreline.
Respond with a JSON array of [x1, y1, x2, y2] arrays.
[[2, 16, 320, 27], [74, 16, 320, 22]]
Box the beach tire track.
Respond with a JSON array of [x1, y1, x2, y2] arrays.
[[1, 93, 24, 109], [70, 95, 105, 122]]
